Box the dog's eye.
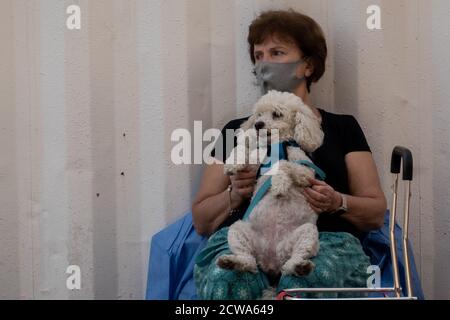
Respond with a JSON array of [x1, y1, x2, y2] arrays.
[[272, 111, 282, 119]]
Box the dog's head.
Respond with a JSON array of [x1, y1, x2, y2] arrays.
[[240, 90, 324, 153]]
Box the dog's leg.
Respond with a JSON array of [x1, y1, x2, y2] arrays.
[[224, 131, 260, 175], [283, 161, 315, 187], [224, 145, 248, 175], [271, 160, 315, 197], [270, 160, 293, 197], [216, 220, 258, 273], [280, 223, 319, 277]]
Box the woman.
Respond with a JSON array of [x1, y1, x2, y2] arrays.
[[192, 9, 387, 299]]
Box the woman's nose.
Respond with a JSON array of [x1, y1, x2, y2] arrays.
[[260, 54, 273, 63]]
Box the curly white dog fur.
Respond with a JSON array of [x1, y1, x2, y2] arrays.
[[217, 90, 324, 284]]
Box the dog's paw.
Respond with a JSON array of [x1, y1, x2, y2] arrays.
[[290, 166, 315, 187], [271, 174, 291, 197], [281, 259, 315, 277], [260, 287, 277, 300], [216, 255, 235, 269], [294, 174, 311, 188], [293, 260, 315, 276], [216, 255, 258, 273], [224, 163, 246, 176]]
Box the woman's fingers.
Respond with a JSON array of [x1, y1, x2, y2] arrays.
[[302, 190, 327, 209], [232, 178, 256, 189], [307, 177, 327, 186], [309, 203, 323, 214], [303, 187, 328, 202], [302, 187, 337, 212], [308, 177, 333, 194], [228, 167, 258, 199], [301, 190, 323, 213], [235, 185, 255, 198], [231, 168, 257, 190], [235, 170, 257, 180]]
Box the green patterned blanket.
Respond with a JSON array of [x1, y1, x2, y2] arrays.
[[194, 227, 371, 299]]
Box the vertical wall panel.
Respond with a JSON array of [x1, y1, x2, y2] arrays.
[[0, 0, 20, 300], [65, 0, 95, 299], [416, 0, 434, 299], [33, 0, 69, 299], [210, 0, 237, 130], [12, 0, 39, 299], [88, 0, 118, 299], [112, 0, 143, 299], [136, 0, 165, 299], [431, 0, 450, 299], [160, 0, 190, 224]]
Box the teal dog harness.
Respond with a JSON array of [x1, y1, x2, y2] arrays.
[[243, 140, 326, 221]]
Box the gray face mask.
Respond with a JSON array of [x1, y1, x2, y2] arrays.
[[253, 60, 306, 95]]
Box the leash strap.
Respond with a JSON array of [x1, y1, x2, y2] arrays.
[[243, 176, 272, 221]]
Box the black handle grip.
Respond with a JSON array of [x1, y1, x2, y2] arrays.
[[390, 146, 413, 181]]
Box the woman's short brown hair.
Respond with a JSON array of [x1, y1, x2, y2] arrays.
[[247, 9, 327, 92]]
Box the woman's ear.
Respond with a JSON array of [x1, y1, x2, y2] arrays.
[[293, 111, 324, 153], [301, 57, 314, 78]]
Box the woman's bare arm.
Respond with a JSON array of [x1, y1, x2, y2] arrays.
[[342, 151, 387, 232]]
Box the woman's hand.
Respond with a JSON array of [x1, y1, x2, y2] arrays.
[[229, 166, 258, 209], [301, 177, 342, 214]]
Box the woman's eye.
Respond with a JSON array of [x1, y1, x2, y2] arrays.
[[273, 51, 284, 56], [272, 112, 282, 118]]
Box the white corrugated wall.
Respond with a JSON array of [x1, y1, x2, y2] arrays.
[[1, 0, 449, 299]]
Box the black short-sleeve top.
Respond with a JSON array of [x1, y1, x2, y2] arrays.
[[211, 108, 372, 237]]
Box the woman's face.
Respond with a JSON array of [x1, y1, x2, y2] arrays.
[[253, 34, 313, 79]]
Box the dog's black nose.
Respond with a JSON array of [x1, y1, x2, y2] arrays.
[[255, 121, 265, 130]]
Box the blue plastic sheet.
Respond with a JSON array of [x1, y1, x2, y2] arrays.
[[145, 212, 207, 300], [361, 212, 425, 299], [146, 211, 424, 300]]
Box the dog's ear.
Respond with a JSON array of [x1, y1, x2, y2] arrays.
[[240, 114, 257, 132], [293, 111, 324, 153]]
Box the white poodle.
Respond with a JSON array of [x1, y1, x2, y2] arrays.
[[217, 90, 324, 286]]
